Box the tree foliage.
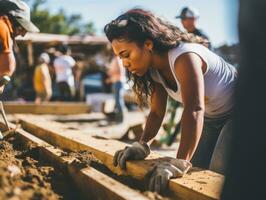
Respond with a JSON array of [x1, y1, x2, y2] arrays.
[[26, 0, 96, 35]]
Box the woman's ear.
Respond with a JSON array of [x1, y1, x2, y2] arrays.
[[144, 39, 153, 51]]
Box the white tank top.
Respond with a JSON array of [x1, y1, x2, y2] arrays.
[[150, 43, 237, 118]]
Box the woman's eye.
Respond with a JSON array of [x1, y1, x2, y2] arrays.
[[122, 53, 129, 58]]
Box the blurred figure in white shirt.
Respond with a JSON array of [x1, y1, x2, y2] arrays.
[[53, 45, 76, 101]]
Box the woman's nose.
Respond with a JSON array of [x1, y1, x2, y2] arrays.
[[122, 60, 130, 68]]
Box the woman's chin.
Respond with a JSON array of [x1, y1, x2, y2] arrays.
[[130, 70, 145, 77], [135, 72, 144, 77]]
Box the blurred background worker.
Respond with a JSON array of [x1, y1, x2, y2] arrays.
[[53, 45, 76, 101], [0, 0, 39, 94], [105, 56, 126, 123], [33, 53, 52, 103], [176, 6, 211, 49]]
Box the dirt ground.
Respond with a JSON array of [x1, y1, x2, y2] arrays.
[[0, 135, 172, 200], [65, 150, 172, 200], [0, 136, 81, 200], [3, 112, 179, 200]]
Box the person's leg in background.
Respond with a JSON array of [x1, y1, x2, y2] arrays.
[[58, 81, 73, 101], [57, 82, 65, 101], [113, 81, 124, 123]]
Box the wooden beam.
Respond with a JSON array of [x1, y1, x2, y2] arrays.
[[51, 111, 145, 140], [16, 114, 224, 200], [3, 102, 91, 114], [0, 121, 150, 200], [124, 92, 137, 104], [27, 41, 33, 66]]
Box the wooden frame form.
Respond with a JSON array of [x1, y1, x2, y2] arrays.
[[3, 102, 91, 114], [0, 121, 150, 200], [15, 114, 225, 200]]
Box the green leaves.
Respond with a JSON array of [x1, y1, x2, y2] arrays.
[[28, 0, 96, 35]]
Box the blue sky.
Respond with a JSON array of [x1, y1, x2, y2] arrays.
[[42, 0, 239, 47]]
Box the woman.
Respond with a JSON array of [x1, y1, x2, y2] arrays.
[[104, 8, 236, 193]]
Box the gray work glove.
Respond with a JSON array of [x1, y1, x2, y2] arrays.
[[147, 158, 192, 194], [113, 141, 150, 170]]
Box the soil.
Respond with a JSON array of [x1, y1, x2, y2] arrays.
[[0, 135, 173, 200], [64, 150, 173, 200], [0, 136, 81, 200]]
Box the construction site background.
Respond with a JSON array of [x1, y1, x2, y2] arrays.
[[0, 33, 239, 104]]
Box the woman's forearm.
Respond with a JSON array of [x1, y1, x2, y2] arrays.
[[140, 111, 164, 144], [177, 108, 204, 161]]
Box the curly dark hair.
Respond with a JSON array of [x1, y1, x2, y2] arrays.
[[104, 8, 208, 107]]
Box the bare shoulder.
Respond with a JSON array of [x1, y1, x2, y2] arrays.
[[174, 52, 203, 72], [173, 52, 206, 83]]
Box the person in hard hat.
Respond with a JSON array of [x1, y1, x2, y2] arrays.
[[176, 6, 211, 48]]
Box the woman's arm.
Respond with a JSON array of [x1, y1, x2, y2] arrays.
[[112, 82, 168, 169], [140, 82, 168, 144], [174, 53, 205, 161]]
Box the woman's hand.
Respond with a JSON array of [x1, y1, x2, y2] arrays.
[[147, 158, 192, 194], [113, 141, 150, 170]]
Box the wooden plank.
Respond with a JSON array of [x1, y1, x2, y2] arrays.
[[16, 33, 108, 45], [27, 41, 34, 66], [51, 111, 145, 139], [16, 114, 224, 200], [124, 92, 137, 104], [68, 166, 150, 200], [15, 112, 144, 140], [3, 102, 91, 114], [0, 121, 150, 200]]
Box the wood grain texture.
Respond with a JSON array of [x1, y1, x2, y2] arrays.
[[16, 114, 224, 200], [3, 102, 91, 114], [0, 121, 149, 200]]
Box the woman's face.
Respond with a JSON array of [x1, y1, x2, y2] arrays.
[[111, 38, 153, 76]]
